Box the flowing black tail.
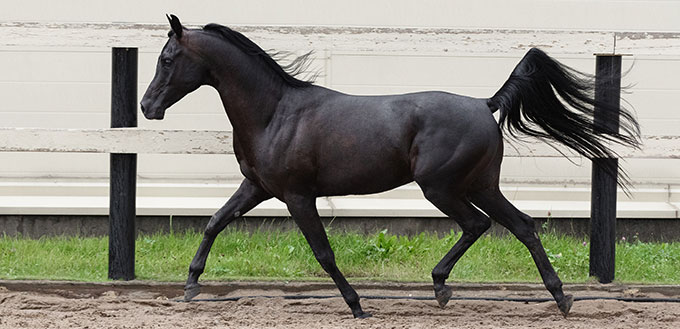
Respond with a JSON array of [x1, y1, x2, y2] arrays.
[[488, 48, 641, 185]]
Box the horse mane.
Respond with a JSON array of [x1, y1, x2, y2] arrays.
[[202, 23, 314, 88]]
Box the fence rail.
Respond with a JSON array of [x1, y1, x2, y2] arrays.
[[0, 127, 677, 159]]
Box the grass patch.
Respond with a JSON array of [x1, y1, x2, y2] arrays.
[[1, 230, 678, 284]]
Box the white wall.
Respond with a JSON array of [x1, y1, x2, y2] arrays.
[[3, 0, 680, 31], [0, 0, 678, 186]]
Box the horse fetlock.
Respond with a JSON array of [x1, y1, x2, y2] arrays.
[[341, 289, 360, 305], [431, 261, 451, 278], [188, 264, 205, 277], [545, 277, 564, 295], [434, 285, 453, 308], [431, 269, 448, 282]]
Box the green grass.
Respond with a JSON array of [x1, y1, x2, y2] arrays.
[[1, 229, 679, 284]]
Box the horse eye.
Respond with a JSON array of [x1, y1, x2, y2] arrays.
[[161, 58, 173, 66]]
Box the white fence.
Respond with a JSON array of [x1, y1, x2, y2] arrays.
[[1, 0, 679, 219], [1, 127, 678, 219], [0, 128, 678, 159]]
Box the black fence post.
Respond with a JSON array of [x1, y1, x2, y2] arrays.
[[589, 54, 622, 284], [109, 47, 138, 280]]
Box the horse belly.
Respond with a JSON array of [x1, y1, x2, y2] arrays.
[[315, 142, 413, 196]]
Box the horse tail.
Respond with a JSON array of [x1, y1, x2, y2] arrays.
[[487, 48, 641, 185]]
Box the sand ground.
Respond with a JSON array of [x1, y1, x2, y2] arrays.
[[1, 281, 679, 328]]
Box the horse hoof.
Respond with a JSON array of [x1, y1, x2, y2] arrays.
[[354, 311, 372, 319], [558, 294, 574, 318], [184, 283, 201, 301], [435, 285, 452, 308]]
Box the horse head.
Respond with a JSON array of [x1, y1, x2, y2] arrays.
[[140, 15, 210, 120]]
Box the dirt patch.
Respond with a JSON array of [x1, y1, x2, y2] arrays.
[[1, 281, 679, 328]]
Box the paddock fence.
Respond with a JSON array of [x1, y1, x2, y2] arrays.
[[0, 48, 678, 283]]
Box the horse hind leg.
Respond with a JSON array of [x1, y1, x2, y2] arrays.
[[421, 185, 491, 308], [470, 187, 574, 317]]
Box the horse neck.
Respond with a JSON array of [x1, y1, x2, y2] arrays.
[[204, 43, 287, 146]]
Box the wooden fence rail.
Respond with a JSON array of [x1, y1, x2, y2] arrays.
[[0, 127, 676, 158]]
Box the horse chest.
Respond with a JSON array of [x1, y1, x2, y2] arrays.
[[235, 151, 307, 198]]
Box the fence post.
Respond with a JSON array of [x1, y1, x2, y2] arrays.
[[589, 54, 622, 284], [109, 47, 138, 280]]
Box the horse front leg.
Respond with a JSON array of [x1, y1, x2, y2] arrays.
[[285, 194, 370, 319], [184, 179, 271, 300]]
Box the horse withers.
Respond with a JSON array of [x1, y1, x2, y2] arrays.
[[141, 15, 640, 319]]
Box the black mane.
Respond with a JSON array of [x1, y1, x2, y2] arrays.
[[202, 23, 313, 88]]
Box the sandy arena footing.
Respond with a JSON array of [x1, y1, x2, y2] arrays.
[[1, 280, 679, 328]]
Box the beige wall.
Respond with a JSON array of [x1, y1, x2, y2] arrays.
[[0, 0, 678, 185]]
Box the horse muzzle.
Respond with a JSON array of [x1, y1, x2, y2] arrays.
[[140, 101, 165, 120]]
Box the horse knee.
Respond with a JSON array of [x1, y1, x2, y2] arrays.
[[204, 213, 236, 237], [204, 218, 221, 237]]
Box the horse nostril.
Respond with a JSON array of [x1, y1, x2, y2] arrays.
[[140, 103, 146, 113]]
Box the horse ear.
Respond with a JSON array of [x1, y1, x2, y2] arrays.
[[166, 14, 183, 39]]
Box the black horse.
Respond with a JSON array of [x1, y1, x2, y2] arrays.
[[141, 15, 639, 318]]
